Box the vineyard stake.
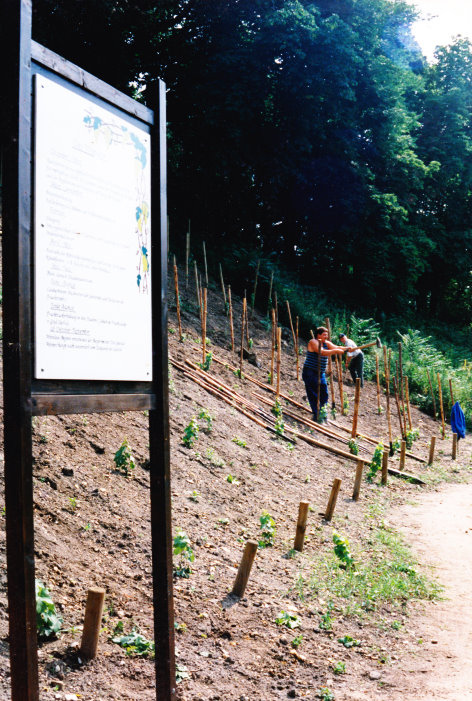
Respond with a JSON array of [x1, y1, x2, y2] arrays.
[[383, 346, 393, 454], [381, 450, 388, 486], [437, 373, 445, 438], [194, 261, 201, 322], [185, 222, 190, 288], [325, 478, 342, 521], [426, 368, 437, 420], [276, 327, 282, 398], [399, 440, 406, 471], [452, 432, 458, 460], [286, 301, 298, 377], [351, 378, 361, 438], [267, 270, 274, 316], [398, 342, 407, 435], [375, 354, 381, 415], [244, 292, 250, 346], [239, 297, 246, 379], [449, 378, 454, 406], [405, 377, 412, 431], [231, 540, 258, 598], [228, 286, 235, 351], [316, 334, 321, 418], [294, 501, 310, 552], [428, 436, 436, 465], [80, 588, 106, 660], [251, 259, 260, 317], [352, 460, 364, 501], [202, 240, 208, 287], [270, 308, 276, 385], [219, 263, 227, 310], [274, 291, 278, 328], [325, 317, 336, 411], [392, 377, 405, 439], [201, 288, 207, 365], [173, 256, 183, 341], [337, 355, 345, 416], [295, 316, 300, 381]]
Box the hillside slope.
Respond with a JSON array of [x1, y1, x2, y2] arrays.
[[0, 266, 470, 700]]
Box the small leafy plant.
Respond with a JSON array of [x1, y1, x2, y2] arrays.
[[189, 490, 200, 502], [36, 579, 62, 639], [319, 601, 335, 630], [317, 688, 334, 701], [258, 511, 276, 548], [348, 438, 359, 456], [343, 397, 349, 414], [173, 530, 195, 578], [114, 438, 136, 475], [333, 661, 346, 674], [333, 531, 354, 568], [291, 634, 303, 648], [367, 442, 384, 482], [405, 428, 419, 449], [318, 405, 328, 423], [226, 474, 240, 484], [198, 351, 213, 372], [112, 629, 155, 657], [275, 610, 301, 629], [182, 418, 199, 448], [198, 407, 214, 432], [232, 436, 247, 448], [338, 635, 360, 648], [330, 406, 337, 419]]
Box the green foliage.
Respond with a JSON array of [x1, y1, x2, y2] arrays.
[[175, 662, 190, 684], [198, 351, 213, 372], [348, 439, 359, 456], [333, 661, 346, 674], [317, 688, 335, 701], [367, 443, 384, 482], [275, 611, 301, 629], [198, 407, 214, 432], [258, 511, 276, 548], [318, 405, 328, 423], [112, 629, 155, 657], [333, 532, 354, 569], [319, 601, 335, 631], [173, 530, 195, 578], [232, 436, 247, 448], [405, 428, 419, 449], [205, 447, 226, 467], [182, 418, 199, 448], [113, 438, 135, 475], [226, 474, 240, 484], [189, 490, 200, 502], [36, 579, 62, 639], [338, 635, 360, 648]]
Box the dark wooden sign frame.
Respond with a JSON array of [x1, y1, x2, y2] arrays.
[[1, 1, 175, 699]]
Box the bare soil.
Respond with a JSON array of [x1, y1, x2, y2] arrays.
[[0, 266, 471, 701]]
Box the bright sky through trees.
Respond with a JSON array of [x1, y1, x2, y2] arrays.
[[411, 0, 472, 60]]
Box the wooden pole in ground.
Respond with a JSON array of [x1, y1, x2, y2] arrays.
[[80, 588, 106, 660], [449, 378, 455, 406], [437, 373, 446, 438], [239, 297, 246, 379], [270, 308, 276, 385], [251, 259, 260, 317], [392, 377, 405, 439], [325, 317, 336, 411], [428, 436, 436, 465], [399, 440, 406, 471], [201, 288, 207, 365], [276, 327, 282, 398], [351, 378, 361, 438], [202, 240, 208, 287], [231, 540, 258, 598], [383, 346, 393, 454], [185, 222, 190, 288], [337, 355, 345, 416], [295, 316, 300, 381], [405, 376, 412, 431], [244, 293, 250, 346], [381, 450, 388, 486], [228, 286, 235, 352], [219, 263, 227, 310], [426, 368, 437, 420], [352, 460, 364, 501], [375, 354, 381, 414], [316, 336, 322, 419], [267, 270, 274, 317], [452, 433, 458, 460], [325, 479, 342, 521], [274, 291, 278, 328], [173, 256, 183, 341], [294, 501, 310, 552], [398, 342, 408, 436], [194, 261, 201, 322]]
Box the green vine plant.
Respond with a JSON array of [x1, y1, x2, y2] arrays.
[[405, 428, 419, 449], [198, 351, 213, 372], [258, 511, 276, 548], [182, 417, 199, 447], [36, 579, 62, 640], [113, 438, 136, 476], [173, 530, 195, 578], [348, 438, 359, 455], [366, 442, 384, 482], [333, 531, 354, 569], [198, 407, 214, 432]]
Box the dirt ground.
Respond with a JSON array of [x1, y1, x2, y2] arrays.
[[0, 265, 471, 700]]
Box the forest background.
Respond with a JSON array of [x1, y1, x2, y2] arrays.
[[31, 0, 472, 419]]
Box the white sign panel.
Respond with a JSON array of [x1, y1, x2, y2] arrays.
[[34, 75, 152, 381]]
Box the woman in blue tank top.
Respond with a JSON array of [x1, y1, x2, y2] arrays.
[[302, 326, 348, 421]]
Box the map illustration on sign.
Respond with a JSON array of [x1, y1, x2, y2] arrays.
[[34, 75, 153, 381]]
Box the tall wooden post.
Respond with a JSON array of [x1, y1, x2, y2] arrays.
[[383, 346, 393, 454], [351, 378, 361, 438], [437, 373, 446, 438], [228, 285, 234, 352], [293, 501, 310, 552], [426, 368, 437, 420], [428, 436, 436, 465], [352, 460, 364, 501]]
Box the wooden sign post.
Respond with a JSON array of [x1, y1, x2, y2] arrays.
[[1, 2, 175, 698]]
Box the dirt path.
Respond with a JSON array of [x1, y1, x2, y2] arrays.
[[390, 480, 472, 699]]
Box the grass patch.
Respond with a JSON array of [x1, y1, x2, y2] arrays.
[[294, 523, 441, 619]]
